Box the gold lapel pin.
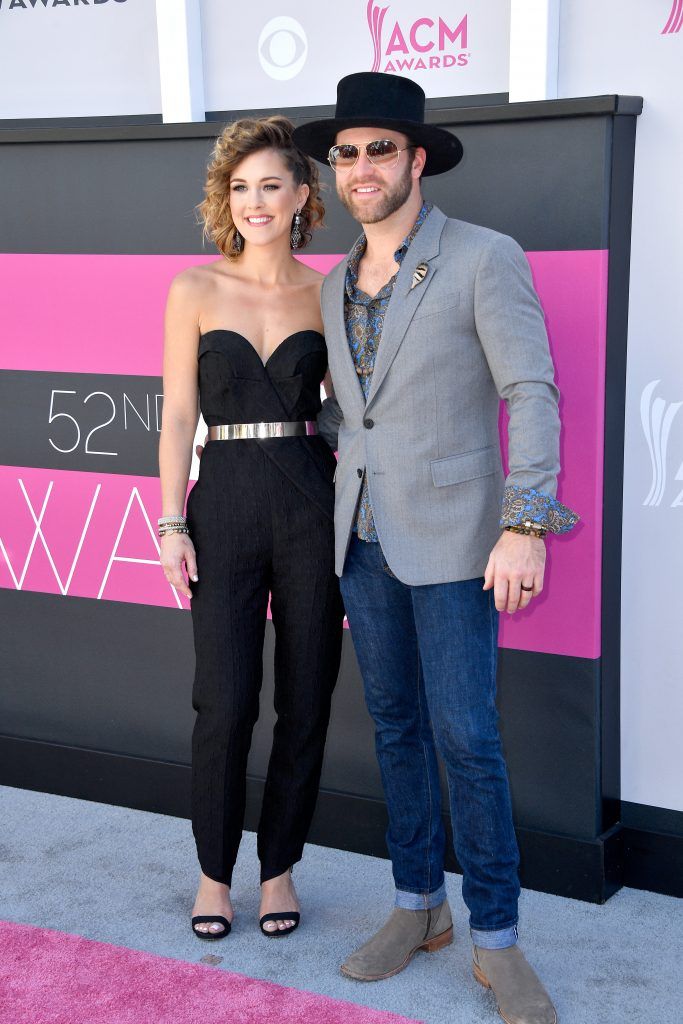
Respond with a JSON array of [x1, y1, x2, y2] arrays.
[[410, 262, 429, 290]]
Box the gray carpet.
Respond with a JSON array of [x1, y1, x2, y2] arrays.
[[1, 785, 681, 1023]]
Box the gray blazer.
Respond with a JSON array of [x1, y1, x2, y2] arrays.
[[319, 205, 561, 585]]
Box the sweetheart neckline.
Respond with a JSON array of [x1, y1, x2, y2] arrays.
[[199, 328, 325, 368]]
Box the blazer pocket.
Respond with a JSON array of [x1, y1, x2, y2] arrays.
[[412, 291, 461, 321], [430, 445, 500, 487]]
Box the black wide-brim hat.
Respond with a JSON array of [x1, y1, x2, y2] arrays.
[[292, 72, 463, 177]]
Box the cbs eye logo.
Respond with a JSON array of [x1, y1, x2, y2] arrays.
[[258, 16, 308, 80]]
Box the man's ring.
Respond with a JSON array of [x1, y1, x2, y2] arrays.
[[520, 584, 533, 592]]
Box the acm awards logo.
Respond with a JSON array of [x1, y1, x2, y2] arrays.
[[367, 0, 469, 74], [641, 381, 683, 508], [0, 0, 126, 7], [662, 0, 683, 33]]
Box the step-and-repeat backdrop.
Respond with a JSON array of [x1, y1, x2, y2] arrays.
[[0, 0, 161, 120], [0, 0, 680, 840], [0, 0, 510, 120], [557, 0, 683, 822], [201, 0, 509, 109], [0, 98, 638, 905]]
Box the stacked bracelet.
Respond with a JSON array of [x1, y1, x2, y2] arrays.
[[504, 522, 547, 539], [158, 515, 188, 539]]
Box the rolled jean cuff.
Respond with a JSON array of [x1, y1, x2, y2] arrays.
[[395, 882, 447, 910], [471, 924, 518, 949]]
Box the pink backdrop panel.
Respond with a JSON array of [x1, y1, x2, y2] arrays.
[[497, 249, 607, 659], [0, 250, 607, 658], [0, 254, 342, 376], [0, 466, 191, 610]]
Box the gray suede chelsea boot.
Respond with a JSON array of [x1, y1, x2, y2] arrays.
[[473, 944, 557, 1024], [341, 901, 453, 981]]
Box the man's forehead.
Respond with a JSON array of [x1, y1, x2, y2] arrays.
[[335, 126, 409, 146]]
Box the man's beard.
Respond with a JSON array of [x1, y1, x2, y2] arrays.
[[337, 162, 413, 224]]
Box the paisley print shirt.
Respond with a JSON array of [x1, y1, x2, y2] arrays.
[[344, 201, 433, 541]]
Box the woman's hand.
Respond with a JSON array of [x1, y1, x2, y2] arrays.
[[160, 532, 198, 599]]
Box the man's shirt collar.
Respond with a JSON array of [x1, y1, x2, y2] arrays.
[[346, 200, 434, 299]]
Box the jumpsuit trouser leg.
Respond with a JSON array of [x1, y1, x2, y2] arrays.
[[188, 481, 271, 886], [257, 463, 344, 883], [187, 443, 342, 887]]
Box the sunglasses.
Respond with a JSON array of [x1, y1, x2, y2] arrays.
[[327, 138, 416, 171]]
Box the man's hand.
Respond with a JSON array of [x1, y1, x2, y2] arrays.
[[195, 431, 209, 460], [483, 530, 546, 614]]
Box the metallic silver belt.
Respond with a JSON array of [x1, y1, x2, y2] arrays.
[[208, 421, 318, 440]]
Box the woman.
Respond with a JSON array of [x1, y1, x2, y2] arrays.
[[158, 117, 344, 940]]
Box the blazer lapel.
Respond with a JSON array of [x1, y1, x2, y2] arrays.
[[366, 206, 447, 410]]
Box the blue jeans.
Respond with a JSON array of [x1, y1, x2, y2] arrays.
[[339, 535, 520, 949]]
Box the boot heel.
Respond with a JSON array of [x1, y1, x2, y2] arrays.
[[421, 925, 453, 952], [472, 961, 491, 989]]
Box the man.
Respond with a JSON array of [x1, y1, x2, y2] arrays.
[[294, 73, 577, 1024]]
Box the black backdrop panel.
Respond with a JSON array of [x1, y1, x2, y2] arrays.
[[0, 97, 644, 900], [2, 113, 610, 256], [0, 371, 163, 476], [0, 589, 602, 841]]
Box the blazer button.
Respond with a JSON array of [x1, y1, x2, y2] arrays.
[[363, 418, 375, 429], [357, 468, 363, 478]]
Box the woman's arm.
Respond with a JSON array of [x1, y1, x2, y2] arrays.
[[158, 271, 202, 598]]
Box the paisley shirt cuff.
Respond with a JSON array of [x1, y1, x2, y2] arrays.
[[500, 486, 579, 535]]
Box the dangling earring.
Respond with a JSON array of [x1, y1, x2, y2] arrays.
[[290, 210, 302, 249], [232, 229, 243, 254]]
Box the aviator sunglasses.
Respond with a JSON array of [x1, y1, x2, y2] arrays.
[[327, 138, 416, 171]]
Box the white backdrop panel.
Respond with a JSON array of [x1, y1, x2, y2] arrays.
[[200, 0, 510, 110], [0, 0, 161, 119], [558, 0, 683, 813]]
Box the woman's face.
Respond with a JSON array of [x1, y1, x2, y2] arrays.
[[228, 148, 309, 251]]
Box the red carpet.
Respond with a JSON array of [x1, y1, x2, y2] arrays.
[[0, 920, 423, 1024]]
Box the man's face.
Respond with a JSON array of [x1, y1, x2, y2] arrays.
[[332, 128, 422, 224]]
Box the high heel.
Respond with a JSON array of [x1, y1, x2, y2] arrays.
[[259, 866, 299, 936]]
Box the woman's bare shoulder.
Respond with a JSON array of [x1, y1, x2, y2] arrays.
[[170, 259, 227, 296]]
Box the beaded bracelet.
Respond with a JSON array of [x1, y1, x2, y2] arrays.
[[504, 523, 547, 539], [158, 526, 190, 538]]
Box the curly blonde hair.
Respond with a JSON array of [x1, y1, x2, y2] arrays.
[[197, 116, 325, 259]]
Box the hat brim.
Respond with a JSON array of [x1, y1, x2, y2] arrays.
[[292, 117, 463, 176]]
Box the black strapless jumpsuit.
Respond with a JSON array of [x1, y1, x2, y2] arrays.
[[185, 328, 344, 886]]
